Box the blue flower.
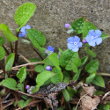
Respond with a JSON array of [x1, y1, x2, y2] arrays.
[[85, 29, 102, 47], [45, 46, 55, 55], [47, 46, 54, 52], [45, 65, 52, 71], [67, 36, 82, 52], [18, 25, 31, 37], [64, 23, 71, 28]]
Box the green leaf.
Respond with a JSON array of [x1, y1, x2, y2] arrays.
[[17, 99, 31, 108], [71, 18, 85, 34], [51, 67, 63, 83], [44, 53, 59, 67], [16, 67, 27, 83], [0, 46, 5, 60], [14, 2, 36, 28], [36, 71, 55, 91], [81, 56, 88, 65], [85, 60, 99, 74], [17, 83, 24, 92], [5, 53, 15, 71], [73, 69, 81, 81], [27, 29, 46, 47], [65, 52, 81, 75], [0, 37, 5, 45], [63, 89, 71, 102], [60, 50, 81, 71], [92, 75, 105, 87], [35, 65, 44, 73], [0, 24, 18, 42], [0, 78, 17, 90], [60, 49, 74, 67], [82, 20, 97, 37], [101, 32, 109, 40], [71, 18, 97, 37], [86, 73, 96, 84], [85, 47, 96, 57]]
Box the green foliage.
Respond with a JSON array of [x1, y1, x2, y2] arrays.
[[5, 53, 15, 71], [0, 78, 17, 90], [85, 47, 96, 57], [85, 60, 99, 74], [0, 46, 5, 60], [63, 89, 71, 101], [98, 104, 110, 110], [27, 29, 46, 47], [60, 50, 81, 69], [92, 75, 105, 87], [0, 24, 18, 42], [36, 71, 55, 91], [0, 37, 5, 45], [35, 65, 44, 73], [44, 53, 59, 67], [81, 56, 88, 66], [51, 67, 63, 83], [17, 83, 24, 92], [14, 2, 36, 29], [86, 73, 96, 83], [71, 18, 97, 37], [44, 53, 63, 83], [16, 67, 27, 83], [27, 29, 46, 54], [17, 99, 31, 108]]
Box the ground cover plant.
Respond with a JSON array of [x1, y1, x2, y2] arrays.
[[0, 2, 110, 110]]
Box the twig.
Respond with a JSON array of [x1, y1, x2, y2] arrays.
[[0, 61, 44, 74], [3, 99, 14, 110], [97, 73, 110, 77], [102, 91, 110, 100], [15, 90, 44, 99], [19, 54, 30, 63], [75, 93, 88, 110]]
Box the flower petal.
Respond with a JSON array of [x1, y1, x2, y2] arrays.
[[25, 25, 31, 29], [72, 47, 79, 52], [78, 42, 83, 47], [88, 41, 96, 47], [95, 30, 102, 37], [67, 43, 73, 50], [67, 37, 74, 43], [88, 30, 95, 35], [96, 38, 102, 45]]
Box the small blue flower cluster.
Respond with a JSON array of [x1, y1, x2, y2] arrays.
[[67, 29, 102, 52], [25, 85, 35, 94], [45, 46, 55, 55], [64, 23, 74, 34], [18, 25, 31, 37]]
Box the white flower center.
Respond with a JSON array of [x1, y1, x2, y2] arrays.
[[74, 42, 77, 45], [92, 36, 97, 39]]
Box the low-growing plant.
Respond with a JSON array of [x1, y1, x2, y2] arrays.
[[0, 2, 110, 110]]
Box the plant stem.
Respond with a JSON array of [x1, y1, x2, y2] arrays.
[[14, 33, 19, 65], [32, 47, 44, 60], [0, 61, 44, 74], [19, 54, 30, 63], [98, 73, 110, 77], [3, 45, 9, 55], [10, 42, 13, 53]]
